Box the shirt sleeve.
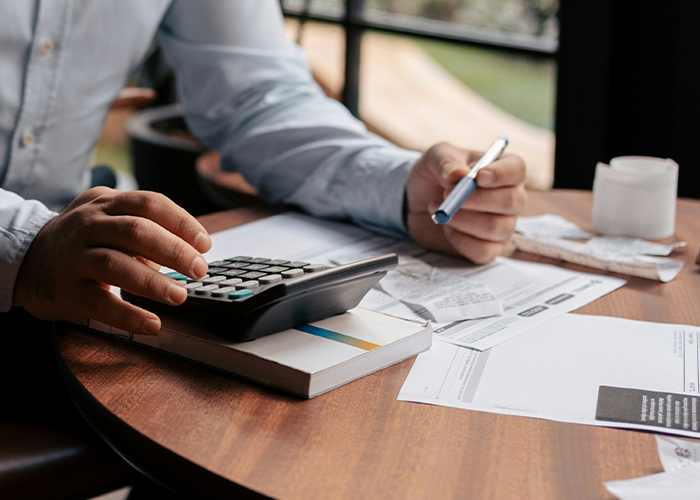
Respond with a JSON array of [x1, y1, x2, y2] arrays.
[[156, 0, 420, 239], [0, 188, 57, 312]]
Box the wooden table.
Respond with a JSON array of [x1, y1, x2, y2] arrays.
[[56, 190, 700, 500]]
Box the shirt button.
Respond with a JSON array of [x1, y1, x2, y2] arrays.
[[41, 39, 54, 55], [21, 130, 35, 147]]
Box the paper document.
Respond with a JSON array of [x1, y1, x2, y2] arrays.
[[604, 436, 700, 499], [375, 256, 503, 323], [657, 435, 700, 471], [399, 313, 700, 439], [199, 213, 623, 350], [605, 464, 700, 500], [512, 233, 683, 282], [516, 213, 592, 239]]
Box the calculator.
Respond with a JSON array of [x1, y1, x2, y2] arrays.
[[121, 253, 398, 342]]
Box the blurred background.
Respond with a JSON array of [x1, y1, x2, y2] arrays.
[[97, 0, 699, 207]]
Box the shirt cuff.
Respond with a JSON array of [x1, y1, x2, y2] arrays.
[[0, 200, 58, 312]]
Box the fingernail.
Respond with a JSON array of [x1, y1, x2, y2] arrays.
[[143, 318, 161, 334], [479, 169, 495, 186], [193, 231, 212, 253], [192, 256, 208, 277], [168, 284, 188, 305]]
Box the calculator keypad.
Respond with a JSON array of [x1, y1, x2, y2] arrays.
[[183, 257, 329, 301]]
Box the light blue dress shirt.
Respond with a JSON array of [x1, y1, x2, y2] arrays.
[[0, 0, 420, 312]]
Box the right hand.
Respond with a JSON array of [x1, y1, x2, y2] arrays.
[[12, 187, 212, 334]]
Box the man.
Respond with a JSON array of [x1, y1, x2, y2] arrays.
[[2, 0, 525, 338]]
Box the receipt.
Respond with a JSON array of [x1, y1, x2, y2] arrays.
[[657, 436, 700, 471], [585, 237, 686, 256], [516, 213, 592, 239], [512, 234, 683, 282], [377, 256, 503, 323], [605, 464, 700, 500], [603, 436, 700, 499]]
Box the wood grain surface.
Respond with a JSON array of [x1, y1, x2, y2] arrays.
[[56, 190, 700, 500]]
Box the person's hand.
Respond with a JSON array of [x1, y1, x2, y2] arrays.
[[12, 188, 212, 334], [406, 142, 526, 264]]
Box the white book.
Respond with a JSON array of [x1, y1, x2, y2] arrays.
[[79, 308, 431, 398]]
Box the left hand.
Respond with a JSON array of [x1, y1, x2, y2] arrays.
[[405, 142, 527, 264]]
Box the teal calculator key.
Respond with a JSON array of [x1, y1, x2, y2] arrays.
[[165, 271, 188, 281], [229, 289, 254, 299]]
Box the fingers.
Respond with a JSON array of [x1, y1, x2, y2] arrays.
[[103, 190, 212, 253], [445, 184, 527, 216], [475, 154, 526, 188], [77, 283, 162, 335], [443, 227, 507, 265], [89, 214, 208, 279], [83, 248, 188, 306], [427, 206, 517, 242]]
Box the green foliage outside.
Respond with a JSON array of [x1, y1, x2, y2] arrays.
[[415, 38, 556, 131]]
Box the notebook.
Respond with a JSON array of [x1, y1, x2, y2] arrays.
[[78, 307, 431, 398]]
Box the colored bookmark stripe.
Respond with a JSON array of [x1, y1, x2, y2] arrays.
[[294, 324, 380, 351]]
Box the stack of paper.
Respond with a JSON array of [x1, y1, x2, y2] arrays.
[[513, 213, 685, 281]]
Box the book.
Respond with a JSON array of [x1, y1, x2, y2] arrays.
[[77, 308, 432, 398]]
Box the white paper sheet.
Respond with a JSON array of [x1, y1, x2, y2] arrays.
[[512, 234, 684, 282], [399, 314, 700, 439], [516, 212, 592, 239], [198, 213, 624, 350]]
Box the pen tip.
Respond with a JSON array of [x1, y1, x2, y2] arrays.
[[431, 214, 439, 225]]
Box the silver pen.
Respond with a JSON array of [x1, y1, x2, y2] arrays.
[[431, 137, 509, 225]]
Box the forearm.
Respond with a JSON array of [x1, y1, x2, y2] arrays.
[[158, 0, 420, 238]]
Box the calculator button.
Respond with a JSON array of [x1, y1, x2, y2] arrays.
[[281, 268, 304, 278], [303, 264, 326, 273], [165, 271, 188, 281], [247, 257, 271, 263], [229, 289, 253, 299], [259, 274, 282, 284], [207, 267, 226, 274], [188, 275, 208, 283], [219, 270, 246, 278], [264, 266, 288, 273], [184, 282, 202, 290], [266, 259, 290, 266], [235, 281, 260, 289], [211, 286, 238, 297], [220, 278, 242, 287], [202, 276, 227, 285], [239, 272, 266, 279], [243, 264, 270, 271], [285, 261, 310, 268], [222, 262, 250, 269], [225, 256, 252, 261], [207, 261, 228, 267], [194, 284, 219, 295]]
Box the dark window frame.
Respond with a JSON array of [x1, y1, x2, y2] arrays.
[[283, 1, 700, 197], [281, 0, 557, 118]]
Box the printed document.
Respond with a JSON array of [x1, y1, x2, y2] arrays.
[[202, 213, 624, 350], [604, 436, 700, 499], [399, 313, 700, 439]]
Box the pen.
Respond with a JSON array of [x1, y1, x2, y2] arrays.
[[431, 136, 509, 225]]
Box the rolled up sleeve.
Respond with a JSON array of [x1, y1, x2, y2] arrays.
[[157, 0, 419, 239]]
